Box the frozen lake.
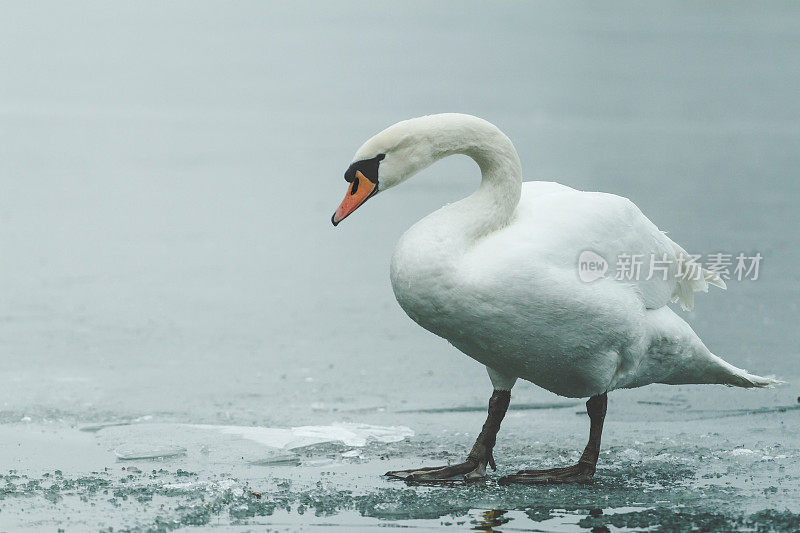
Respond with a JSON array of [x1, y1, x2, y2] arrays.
[[1, 1, 799, 531]]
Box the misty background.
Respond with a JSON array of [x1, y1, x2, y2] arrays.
[[1, 1, 798, 424]]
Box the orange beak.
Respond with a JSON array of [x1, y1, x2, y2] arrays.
[[331, 170, 378, 226]]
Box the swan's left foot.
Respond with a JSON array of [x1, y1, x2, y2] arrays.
[[499, 393, 607, 486], [384, 389, 510, 484]]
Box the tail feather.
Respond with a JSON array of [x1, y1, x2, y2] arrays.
[[631, 307, 784, 391], [658, 239, 775, 388], [724, 370, 783, 388], [705, 351, 783, 388], [668, 240, 726, 311], [719, 366, 783, 389], [663, 350, 784, 389], [705, 271, 727, 290]]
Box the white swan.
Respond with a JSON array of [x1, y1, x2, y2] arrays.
[[332, 113, 777, 484]]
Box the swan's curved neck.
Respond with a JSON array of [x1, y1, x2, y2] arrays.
[[406, 115, 523, 240], [388, 116, 523, 302]]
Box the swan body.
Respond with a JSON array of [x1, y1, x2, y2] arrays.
[[392, 180, 757, 398], [334, 113, 776, 483]]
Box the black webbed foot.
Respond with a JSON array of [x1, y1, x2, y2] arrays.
[[498, 462, 595, 485], [385, 389, 510, 484], [385, 457, 489, 484]]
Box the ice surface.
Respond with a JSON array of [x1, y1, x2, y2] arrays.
[[190, 423, 415, 449]]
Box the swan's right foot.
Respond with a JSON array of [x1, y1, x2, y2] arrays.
[[384, 389, 510, 484], [385, 458, 488, 483]]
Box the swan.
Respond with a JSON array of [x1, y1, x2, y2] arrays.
[[331, 113, 777, 484]]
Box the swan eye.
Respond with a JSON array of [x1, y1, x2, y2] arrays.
[[343, 154, 385, 185]]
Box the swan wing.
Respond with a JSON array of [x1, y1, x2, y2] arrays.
[[483, 182, 725, 310]]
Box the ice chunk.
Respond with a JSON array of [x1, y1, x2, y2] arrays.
[[730, 448, 756, 456], [81, 421, 133, 433], [248, 452, 301, 466], [80, 415, 153, 433], [163, 478, 241, 493], [189, 423, 413, 450], [114, 444, 187, 460]]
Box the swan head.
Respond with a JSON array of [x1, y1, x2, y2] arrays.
[[331, 117, 440, 226], [331, 153, 385, 226]]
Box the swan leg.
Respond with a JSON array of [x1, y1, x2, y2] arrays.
[[385, 389, 510, 483], [498, 392, 607, 485]]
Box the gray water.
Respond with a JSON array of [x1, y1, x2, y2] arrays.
[[1, 2, 799, 531]]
